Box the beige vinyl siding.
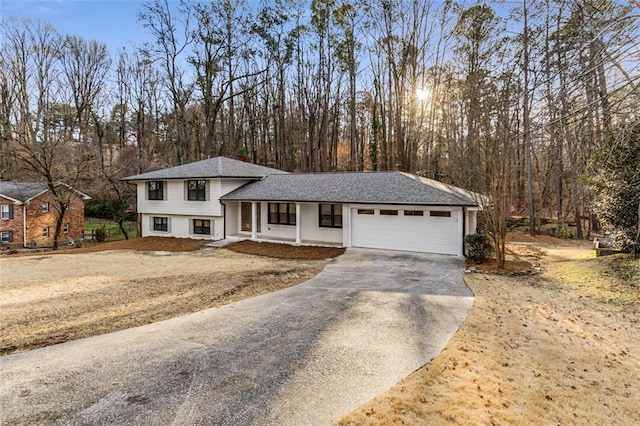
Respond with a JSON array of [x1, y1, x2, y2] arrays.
[[140, 214, 224, 240], [138, 178, 251, 217]]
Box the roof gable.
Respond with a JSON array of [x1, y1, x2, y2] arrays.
[[0, 182, 49, 203], [221, 171, 479, 206], [122, 157, 289, 181], [0, 182, 91, 203]]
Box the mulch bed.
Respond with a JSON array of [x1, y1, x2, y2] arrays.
[[4, 237, 346, 260], [226, 240, 345, 260]]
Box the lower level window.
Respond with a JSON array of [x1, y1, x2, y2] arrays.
[[268, 203, 296, 225], [319, 204, 342, 228], [153, 217, 168, 232], [0, 231, 13, 243], [193, 219, 211, 235], [42, 227, 49, 237], [63, 223, 69, 233]]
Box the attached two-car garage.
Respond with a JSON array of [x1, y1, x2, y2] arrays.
[[350, 206, 463, 256]]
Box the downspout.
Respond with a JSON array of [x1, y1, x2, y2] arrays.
[[23, 202, 27, 248], [462, 206, 467, 257], [220, 200, 226, 240]]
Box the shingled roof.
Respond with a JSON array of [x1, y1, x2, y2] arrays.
[[0, 182, 91, 203], [122, 157, 289, 181], [221, 172, 479, 206], [0, 182, 50, 203]]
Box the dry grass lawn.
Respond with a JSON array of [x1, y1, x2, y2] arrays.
[[0, 239, 335, 355], [338, 238, 640, 425]]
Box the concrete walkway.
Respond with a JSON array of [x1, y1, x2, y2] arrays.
[[0, 249, 474, 426]]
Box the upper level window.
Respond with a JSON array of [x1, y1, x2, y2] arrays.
[[42, 227, 49, 237], [63, 223, 69, 233], [268, 203, 296, 226], [187, 180, 206, 201], [319, 204, 342, 228], [148, 181, 164, 200], [42, 201, 49, 213], [0, 204, 12, 220], [430, 210, 451, 217]]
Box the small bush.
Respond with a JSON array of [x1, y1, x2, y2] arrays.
[[550, 221, 574, 239], [465, 233, 491, 264], [94, 228, 107, 243]]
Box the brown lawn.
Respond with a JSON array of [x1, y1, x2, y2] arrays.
[[337, 235, 640, 425], [0, 238, 341, 355]]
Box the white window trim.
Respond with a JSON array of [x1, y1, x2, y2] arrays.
[[42, 202, 49, 213], [0, 204, 10, 219]]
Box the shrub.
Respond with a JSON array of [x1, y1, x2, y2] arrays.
[[550, 221, 574, 239], [465, 233, 491, 264], [94, 228, 107, 243]]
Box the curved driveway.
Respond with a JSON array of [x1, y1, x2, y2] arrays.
[[0, 249, 473, 425]]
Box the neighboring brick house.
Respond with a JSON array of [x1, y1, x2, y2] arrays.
[[0, 182, 90, 248]]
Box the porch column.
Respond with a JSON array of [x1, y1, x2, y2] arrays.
[[251, 201, 258, 240], [295, 203, 301, 243]]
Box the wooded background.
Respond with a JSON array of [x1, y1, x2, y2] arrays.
[[1, 0, 639, 241]]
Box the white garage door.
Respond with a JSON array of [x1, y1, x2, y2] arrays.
[[350, 207, 460, 255]]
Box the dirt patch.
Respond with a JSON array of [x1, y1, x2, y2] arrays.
[[0, 247, 330, 355], [465, 258, 534, 273], [227, 239, 345, 260], [337, 244, 640, 425]]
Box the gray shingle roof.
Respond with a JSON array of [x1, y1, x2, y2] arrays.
[[0, 182, 49, 202], [121, 157, 289, 181], [221, 172, 479, 206]]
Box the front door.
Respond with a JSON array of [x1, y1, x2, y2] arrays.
[[241, 202, 261, 233]]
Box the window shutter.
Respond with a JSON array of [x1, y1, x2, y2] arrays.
[[163, 182, 167, 200], [210, 221, 214, 236], [189, 219, 194, 234], [167, 218, 172, 233], [8, 204, 13, 219], [149, 217, 154, 231], [145, 182, 149, 200], [8, 231, 13, 242], [184, 181, 188, 200], [205, 180, 210, 201]]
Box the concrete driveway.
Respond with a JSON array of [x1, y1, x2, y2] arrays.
[[0, 249, 473, 425]]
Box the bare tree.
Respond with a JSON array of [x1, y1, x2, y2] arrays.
[[1, 18, 95, 249]]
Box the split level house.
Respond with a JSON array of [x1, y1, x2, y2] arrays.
[[0, 182, 90, 248], [123, 157, 481, 256]]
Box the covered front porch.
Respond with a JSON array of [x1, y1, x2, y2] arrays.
[[223, 201, 345, 247]]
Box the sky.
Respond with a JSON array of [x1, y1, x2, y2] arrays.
[[0, 0, 154, 51]]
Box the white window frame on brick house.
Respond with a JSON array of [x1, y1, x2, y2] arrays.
[[42, 227, 49, 237], [42, 201, 49, 213], [0, 204, 12, 219], [63, 223, 69, 233], [0, 231, 13, 243]]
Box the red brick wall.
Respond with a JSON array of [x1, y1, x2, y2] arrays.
[[24, 192, 86, 247], [0, 196, 24, 248]]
